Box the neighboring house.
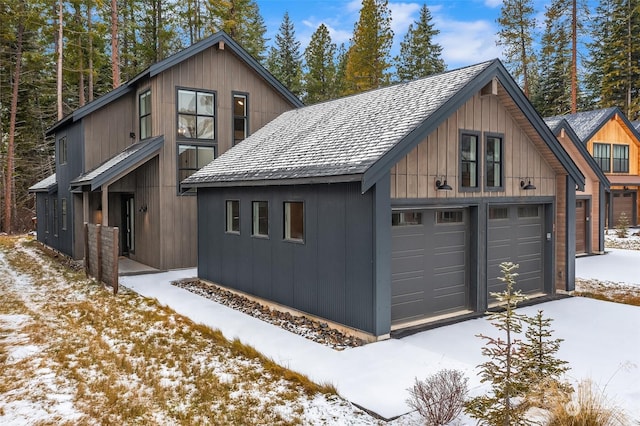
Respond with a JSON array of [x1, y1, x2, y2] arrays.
[[551, 108, 640, 227], [184, 59, 584, 339], [545, 117, 610, 255], [29, 32, 302, 270]]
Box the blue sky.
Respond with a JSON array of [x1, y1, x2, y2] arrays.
[[255, 0, 585, 70]]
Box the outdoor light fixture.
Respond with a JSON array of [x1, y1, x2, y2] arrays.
[[138, 205, 148, 213], [129, 132, 136, 139], [435, 176, 452, 191], [520, 178, 536, 190]]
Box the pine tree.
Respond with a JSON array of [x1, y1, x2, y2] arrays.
[[522, 310, 571, 407], [497, 0, 538, 97], [303, 24, 338, 104], [343, 0, 393, 95], [531, 0, 572, 117], [394, 3, 445, 82], [465, 262, 531, 426], [586, 0, 640, 119], [266, 12, 303, 96]]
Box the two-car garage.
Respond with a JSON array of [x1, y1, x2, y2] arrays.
[[391, 204, 546, 326]]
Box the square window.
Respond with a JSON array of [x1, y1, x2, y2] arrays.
[[252, 201, 269, 237], [226, 200, 240, 233], [177, 88, 215, 139], [284, 202, 304, 241], [178, 144, 215, 193]]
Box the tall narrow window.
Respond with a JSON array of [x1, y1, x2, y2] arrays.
[[44, 198, 49, 233], [485, 135, 503, 189], [233, 93, 248, 145], [226, 200, 240, 233], [593, 143, 611, 172], [177, 89, 215, 140], [613, 144, 629, 173], [61, 198, 67, 231], [139, 90, 151, 140], [59, 137, 67, 165], [460, 132, 479, 189], [284, 202, 304, 241], [53, 199, 58, 237], [252, 201, 269, 237]]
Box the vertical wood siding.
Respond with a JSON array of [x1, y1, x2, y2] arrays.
[[390, 90, 557, 199]]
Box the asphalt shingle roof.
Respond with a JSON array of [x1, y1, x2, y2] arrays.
[[184, 60, 495, 186], [28, 173, 57, 193], [547, 107, 617, 143]]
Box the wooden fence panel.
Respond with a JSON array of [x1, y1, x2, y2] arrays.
[[84, 223, 119, 294]]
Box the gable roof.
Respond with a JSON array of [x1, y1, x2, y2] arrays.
[[47, 32, 302, 136], [28, 173, 57, 194], [548, 107, 640, 144], [184, 59, 584, 192], [71, 136, 164, 191], [544, 117, 610, 189]]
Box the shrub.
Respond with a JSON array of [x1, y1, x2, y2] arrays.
[[615, 212, 629, 238], [406, 369, 469, 426], [545, 379, 628, 425]]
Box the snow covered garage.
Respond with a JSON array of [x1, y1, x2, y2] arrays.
[[184, 59, 584, 339]]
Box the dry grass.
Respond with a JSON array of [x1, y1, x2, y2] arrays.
[[575, 278, 640, 307], [0, 235, 351, 425]]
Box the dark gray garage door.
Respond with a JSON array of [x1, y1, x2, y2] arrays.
[[487, 205, 544, 301], [391, 209, 468, 324]]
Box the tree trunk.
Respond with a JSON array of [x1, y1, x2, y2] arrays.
[[88, 2, 94, 102], [5, 18, 24, 234], [77, 4, 85, 107], [111, 0, 120, 88], [571, 0, 577, 113], [57, 0, 63, 120]]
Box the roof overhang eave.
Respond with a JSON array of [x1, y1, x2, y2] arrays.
[[182, 173, 363, 190]]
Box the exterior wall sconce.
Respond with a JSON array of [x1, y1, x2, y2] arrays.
[[435, 176, 453, 191], [129, 132, 136, 139], [138, 205, 147, 213], [520, 178, 536, 190]]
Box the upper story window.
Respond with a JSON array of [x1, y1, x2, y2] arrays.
[[460, 131, 479, 189], [233, 93, 248, 145], [613, 144, 629, 173], [139, 90, 151, 140], [177, 89, 215, 140], [485, 134, 503, 189], [593, 143, 611, 172], [59, 137, 67, 165]]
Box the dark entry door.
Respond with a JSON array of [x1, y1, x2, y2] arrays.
[[121, 194, 135, 255], [391, 209, 469, 324]]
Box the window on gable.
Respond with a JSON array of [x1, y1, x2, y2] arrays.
[[593, 143, 611, 172], [284, 202, 304, 242], [233, 93, 248, 146], [460, 132, 479, 189], [178, 144, 215, 193], [59, 137, 67, 165], [226, 200, 240, 234], [485, 135, 503, 189], [613, 144, 629, 173], [178, 89, 215, 140], [139, 90, 151, 140], [252, 201, 269, 237]]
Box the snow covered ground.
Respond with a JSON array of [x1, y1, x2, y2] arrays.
[[122, 250, 640, 423]]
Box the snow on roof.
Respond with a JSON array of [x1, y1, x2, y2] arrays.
[[547, 107, 618, 143], [184, 60, 496, 186]]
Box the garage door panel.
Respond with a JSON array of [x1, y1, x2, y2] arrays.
[[392, 209, 468, 324]]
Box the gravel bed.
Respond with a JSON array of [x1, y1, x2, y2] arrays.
[[172, 278, 366, 350]]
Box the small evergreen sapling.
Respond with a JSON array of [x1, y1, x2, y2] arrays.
[[465, 262, 531, 425]]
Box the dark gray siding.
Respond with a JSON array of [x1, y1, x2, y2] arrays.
[[44, 122, 84, 257], [197, 182, 377, 334]]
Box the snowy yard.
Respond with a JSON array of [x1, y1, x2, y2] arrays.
[[1, 234, 640, 425]]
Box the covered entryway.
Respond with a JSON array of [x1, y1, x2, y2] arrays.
[[391, 208, 469, 325], [487, 204, 544, 302], [576, 199, 587, 254]]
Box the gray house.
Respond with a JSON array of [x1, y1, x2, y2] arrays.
[[29, 32, 302, 270], [184, 60, 584, 339]]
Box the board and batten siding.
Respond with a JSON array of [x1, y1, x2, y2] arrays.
[[147, 45, 296, 270], [197, 183, 378, 335], [390, 91, 557, 199]]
